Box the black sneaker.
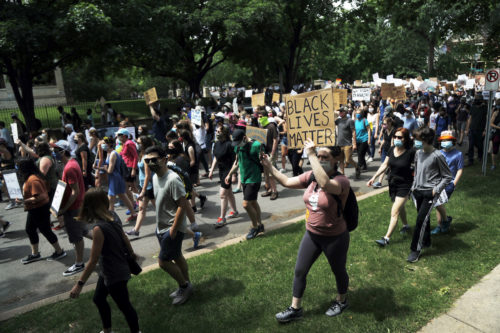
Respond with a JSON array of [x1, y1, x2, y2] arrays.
[[246, 228, 258, 240], [400, 225, 411, 234], [21, 253, 42, 264], [407, 250, 420, 263], [355, 167, 361, 179], [3, 221, 12, 232], [257, 224, 265, 234], [325, 299, 349, 317], [46, 250, 67, 261], [276, 306, 303, 323], [0, 231, 5, 238], [375, 237, 389, 246], [63, 263, 85, 277], [200, 195, 207, 209], [192, 206, 197, 213]]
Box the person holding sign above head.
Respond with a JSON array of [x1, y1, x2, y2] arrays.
[[51, 140, 87, 276], [226, 129, 264, 240], [17, 158, 66, 264], [335, 107, 359, 177], [264, 139, 351, 323]]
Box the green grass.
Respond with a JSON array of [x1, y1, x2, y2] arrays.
[[2, 165, 498, 332]]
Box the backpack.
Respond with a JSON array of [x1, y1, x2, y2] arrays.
[[167, 162, 193, 199], [307, 171, 359, 232]]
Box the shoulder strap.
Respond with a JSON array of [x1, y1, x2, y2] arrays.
[[307, 171, 344, 217]]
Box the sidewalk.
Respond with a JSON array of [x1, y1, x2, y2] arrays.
[[419, 263, 500, 333]]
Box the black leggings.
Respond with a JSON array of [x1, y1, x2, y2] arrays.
[[293, 230, 350, 298], [25, 204, 58, 245], [410, 189, 435, 251], [93, 277, 139, 333], [356, 141, 369, 169]]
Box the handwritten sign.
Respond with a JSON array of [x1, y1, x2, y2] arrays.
[[191, 109, 202, 126], [386, 74, 394, 83], [393, 86, 406, 100], [10, 123, 19, 142], [333, 89, 348, 110], [285, 88, 336, 149], [50, 180, 67, 217], [352, 88, 371, 102], [2, 170, 23, 200], [353, 80, 363, 87], [251, 93, 265, 107], [144, 87, 158, 105], [246, 126, 268, 144], [245, 90, 253, 98], [372, 73, 380, 82], [381, 83, 395, 98]]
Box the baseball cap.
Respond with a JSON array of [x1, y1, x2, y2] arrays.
[[50, 140, 71, 152], [231, 129, 246, 147], [115, 128, 130, 137], [215, 112, 225, 118]]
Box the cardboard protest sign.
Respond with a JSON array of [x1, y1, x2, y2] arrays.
[[2, 170, 23, 200], [10, 123, 19, 142], [446, 83, 454, 91], [353, 80, 363, 87], [144, 87, 158, 105], [272, 92, 281, 103], [245, 90, 253, 98], [333, 89, 348, 110], [251, 93, 265, 107], [282, 93, 290, 103], [285, 88, 336, 149], [352, 88, 371, 102], [381, 83, 395, 98], [246, 126, 268, 144], [50, 180, 67, 217], [393, 86, 406, 100], [191, 109, 202, 126]]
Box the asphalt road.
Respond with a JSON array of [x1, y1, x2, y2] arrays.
[[0, 154, 382, 315]]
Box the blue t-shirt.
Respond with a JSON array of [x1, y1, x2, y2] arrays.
[[138, 157, 153, 190], [440, 148, 463, 181], [403, 117, 418, 133], [435, 116, 449, 136], [355, 119, 369, 142]]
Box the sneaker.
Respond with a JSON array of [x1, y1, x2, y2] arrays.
[[63, 263, 85, 277], [52, 224, 64, 231], [21, 253, 42, 264], [400, 225, 410, 234], [261, 191, 272, 197], [407, 250, 420, 263], [257, 223, 265, 234], [375, 237, 389, 246], [216, 217, 226, 228], [3, 221, 12, 232], [279, 168, 286, 173], [126, 214, 137, 223], [431, 226, 442, 235], [192, 206, 197, 213], [372, 181, 382, 189], [199, 195, 207, 209], [114, 201, 122, 207], [190, 222, 200, 232], [232, 188, 242, 194], [126, 229, 140, 237], [325, 299, 349, 317], [355, 168, 361, 179], [246, 228, 258, 240], [5, 202, 16, 210], [46, 250, 67, 261], [126, 203, 139, 215], [227, 211, 239, 219], [169, 287, 182, 299], [441, 216, 452, 232], [172, 282, 193, 305], [276, 306, 303, 323], [193, 232, 202, 249], [367, 157, 373, 162], [270, 192, 279, 200]]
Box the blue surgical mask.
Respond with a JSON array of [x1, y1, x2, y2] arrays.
[[394, 139, 403, 147], [356, 114, 362, 119], [414, 140, 423, 149], [441, 141, 453, 149], [101, 144, 108, 150]]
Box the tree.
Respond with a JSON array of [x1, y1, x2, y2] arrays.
[[0, 1, 110, 130]]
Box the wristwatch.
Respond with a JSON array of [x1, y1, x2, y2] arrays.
[[77, 280, 85, 287]]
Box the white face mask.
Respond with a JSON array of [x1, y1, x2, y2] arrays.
[[320, 161, 333, 173]]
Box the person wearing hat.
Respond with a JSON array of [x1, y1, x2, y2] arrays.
[[52, 140, 88, 276], [116, 128, 139, 215], [432, 131, 464, 235], [225, 129, 264, 240]]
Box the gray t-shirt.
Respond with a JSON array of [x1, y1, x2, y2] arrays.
[[411, 149, 453, 195], [335, 117, 355, 147], [153, 169, 188, 234]]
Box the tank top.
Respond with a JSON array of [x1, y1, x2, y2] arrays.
[[36, 155, 58, 191]]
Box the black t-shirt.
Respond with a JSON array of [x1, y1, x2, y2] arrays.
[[75, 144, 91, 170], [469, 104, 487, 131], [213, 140, 235, 171], [457, 104, 469, 122], [382, 127, 396, 152], [264, 123, 278, 153], [388, 146, 416, 184], [174, 155, 190, 173]]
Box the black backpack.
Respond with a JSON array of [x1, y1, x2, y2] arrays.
[[307, 171, 359, 232], [167, 162, 193, 199]]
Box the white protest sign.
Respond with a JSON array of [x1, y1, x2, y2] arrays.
[[245, 89, 252, 98], [233, 97, 239, 115], [2, 170, 23, 200], [465, 79, 475, 89], [126, 127, 136, 140], [50, 180, 67, 216], [372, 73, 379, 82], [457, 74, 468, 84], [496, 92, 500, 99], [290, 90, 298, 96], [482, 90, 490, 100], [386, 75, 394, 83], [393, 78, 404, 87], [11, 123, 19, 142], [352, 88, 371, 102], [485, 68, 499, 91], [191, 109, 202, 126]]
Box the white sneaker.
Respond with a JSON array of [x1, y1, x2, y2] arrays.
[[367, 157, 373, 163], [279, 168, 286, 173], [172, 282, 193, 305]]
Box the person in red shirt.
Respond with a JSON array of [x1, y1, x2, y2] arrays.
[[52, 140, 87, 277], [116, 128, 138, 213]]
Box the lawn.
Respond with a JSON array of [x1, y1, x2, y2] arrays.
[[2, 164, 498, 333]]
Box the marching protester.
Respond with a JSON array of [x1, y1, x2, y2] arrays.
[[489, 102, 500, 170], [116, 128, 139, 214], [465, 94, 487, 167], [431, 131, 464, 234], [226, 129, 264, 240], [144, 145, 194, 305], [354, 108, 372, 178], [373, 117, 396, 188], [408, 127, 452, 263], [264, 139, 351, 322], [258, 108, 279, 200], [70, 188, 140, 333], [74, 132, 94, 189], [335, 107, 358, 176], [367, 128, 414, 246]]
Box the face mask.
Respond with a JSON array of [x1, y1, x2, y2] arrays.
[[101, 144, 108, 150], [74, 140, 79, 144], [441, 141, 453, 149], [41, 133, 47, 139], [148, 162, 161, 173], [368, 107, 374, 112], [414, 140, 423, 149], [356, 114, 362, 119], [320, 161, 334, 173], [422, 104, 427, 107], [420, 112, 424, 116], [258, 116, 269, 127], [394, 139, 403, 147], [137, 130, 143, 136], [137, 144, 142, 151]]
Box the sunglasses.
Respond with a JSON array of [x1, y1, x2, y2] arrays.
[[144, 157, 160, 164], [394, 135, 403, 139]]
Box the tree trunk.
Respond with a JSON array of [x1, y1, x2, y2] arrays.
[[427, 39, 436, 77], [188, 76, 202, 99]]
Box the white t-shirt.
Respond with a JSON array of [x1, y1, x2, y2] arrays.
[[429, 113, 438, 130], [194, 126, 206, 149], [67, 131, 77, 156]]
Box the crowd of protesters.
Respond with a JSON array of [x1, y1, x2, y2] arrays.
[[0, 81, 497, 329]]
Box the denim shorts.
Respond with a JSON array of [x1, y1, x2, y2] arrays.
[[156, 229, 184, 261]]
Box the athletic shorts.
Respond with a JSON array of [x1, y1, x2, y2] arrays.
[[156, 229, 185, 262], [139, 186, 155, 200], [125, 167, 136, 183], [242, 182, 261, 201], [64, 209, 88, 244], [389, 182, 411, 202]]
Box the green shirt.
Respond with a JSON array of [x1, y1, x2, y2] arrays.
[[235, 140, 262, 184]]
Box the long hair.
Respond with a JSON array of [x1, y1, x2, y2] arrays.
[[16, 158, 43, 183], [77, 188, 114, 223], [138, 135, 154, 158], [395, 127, 413, 149], [75, 133, 88, 145]]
